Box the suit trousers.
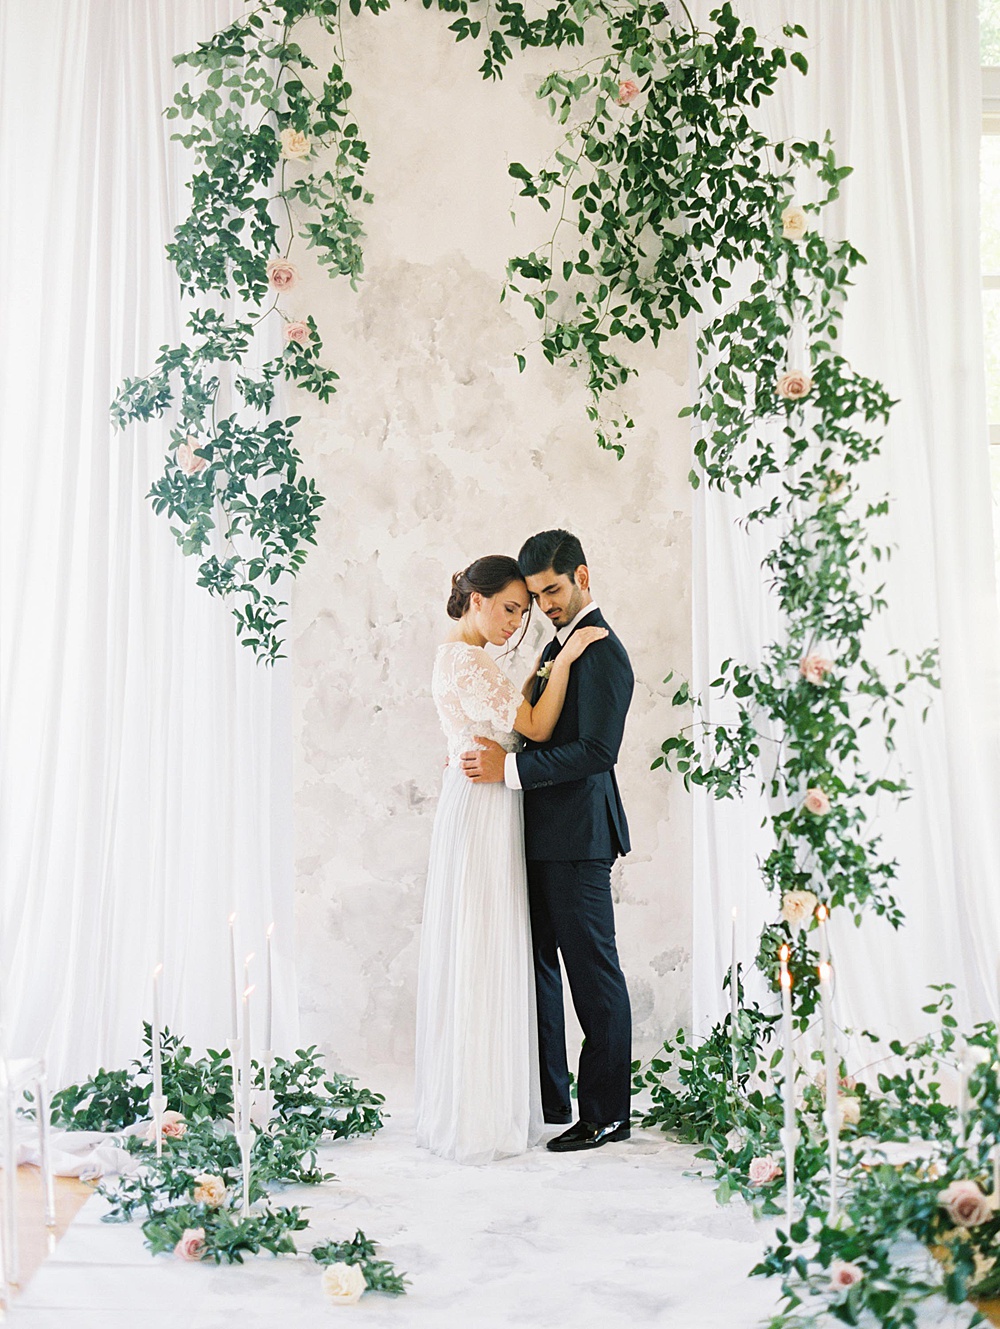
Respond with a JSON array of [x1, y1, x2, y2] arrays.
[[526, 858, 632, 1125]]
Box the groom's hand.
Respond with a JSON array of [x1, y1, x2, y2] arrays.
[[460, 738, 507, 783]]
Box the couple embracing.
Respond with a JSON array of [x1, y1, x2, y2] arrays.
[[415, 529, 634, 1166]]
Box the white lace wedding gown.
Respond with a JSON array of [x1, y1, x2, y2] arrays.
[[414, 642, 544, 1164]]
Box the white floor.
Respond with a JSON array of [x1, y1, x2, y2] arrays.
[[12, 1103, 790, 1329]]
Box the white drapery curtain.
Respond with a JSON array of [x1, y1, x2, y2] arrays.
[[0, 0, 296, 1087], [691, 0, 1000, 1043]]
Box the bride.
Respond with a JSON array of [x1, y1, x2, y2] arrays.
[[415, 554, 606, 1164]]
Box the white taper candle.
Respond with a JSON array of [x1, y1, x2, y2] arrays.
[[819, 960, 839, 1222], [228, 913, 239, 1042], [779, 945, 797, 1229], [265, 923, 274, 1052]]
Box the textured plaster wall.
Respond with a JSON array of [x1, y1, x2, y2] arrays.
[[289, 6, 693, 1085]]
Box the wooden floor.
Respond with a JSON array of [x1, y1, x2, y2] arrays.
[[2, 1166, 93, 1297]]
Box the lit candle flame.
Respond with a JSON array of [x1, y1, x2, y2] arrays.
[[779, 944, 789, 963], [816, 904, 828, 922], [245, 952, 255, 966], [818, 961, 832, 983], [267, 922, 275, 939], [153, 962, 164, 979], [243, 985, 255, 999], [228, 912, 237, 926], [732, 907, 737, 920]]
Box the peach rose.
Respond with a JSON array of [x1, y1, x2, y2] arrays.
[[939, 1179, 994, 1228], [616, 80, 640, 106], [192, 1174, 227, 1208], [829, 1260, 863, 1290], [278, 127, 310, 160], [321, 1261, 367, 1305], [838, 1095, 861, 1127], [777, 371, 813, 400], [781, 205, 808, 241], [803, 788, 830, 816], [780, 889, 818, 930], [266, 257, 299, 291], [799, 654, 832, 685], [176, 438, 207, 477], [748, 1155, 782, 1186], [283, 320, 312, 346], [145, 1109, 187, 1143], [174, 1227, 206, 1261]]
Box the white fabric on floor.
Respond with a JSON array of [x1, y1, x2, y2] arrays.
[[0, 0, 296, 1085], [690, 0, 1000, 1041]]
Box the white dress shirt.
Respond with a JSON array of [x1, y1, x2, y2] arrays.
[[504, 601, 600, 790]]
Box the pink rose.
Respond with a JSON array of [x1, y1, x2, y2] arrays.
[[278, 127, 310, 160], [939, 1179, 994, 1228], [145, 1109, 187, 1143], [748, 1155, 782, 1186], [799, 654, 832, 685], [829, 1260, 863, 1290], [803, 787, 830, 816], [777, 371, 813, 400], [266, 257, 299, 291], [283, 320, 312, 346], [616, 80, 640, 106], [174, 1227, 206, 1262], [176, 439, 207, 477]]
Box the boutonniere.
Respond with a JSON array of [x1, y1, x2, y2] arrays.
[[536, 662, 553, 681]]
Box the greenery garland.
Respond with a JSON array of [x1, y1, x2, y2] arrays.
[[45, 1027, 406, 1296]]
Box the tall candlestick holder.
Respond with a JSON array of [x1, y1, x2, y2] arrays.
[[227, 1037, 242, 1135], [259, 1050, 276, 1130], [149, 1093, 167, 1161], [238, 1129, 254, 1219]]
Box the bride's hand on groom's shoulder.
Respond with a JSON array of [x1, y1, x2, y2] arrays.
[[560, 625, 608, 664]]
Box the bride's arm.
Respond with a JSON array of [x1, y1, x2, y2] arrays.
[[521, 651, 544, 700], [512, 627, 607, 742]]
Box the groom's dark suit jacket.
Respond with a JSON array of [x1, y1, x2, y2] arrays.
[[515, 608, 633, 861]]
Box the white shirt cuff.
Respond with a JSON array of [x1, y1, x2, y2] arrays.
[[504, 752, 522, 790]]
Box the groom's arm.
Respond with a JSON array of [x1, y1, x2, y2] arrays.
[[507, 639, 633, 791]]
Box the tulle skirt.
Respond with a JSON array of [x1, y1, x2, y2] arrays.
[[414, 764, 544, 1165]]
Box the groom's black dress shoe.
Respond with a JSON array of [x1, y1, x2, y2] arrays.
[[546, 1119, 630, 1152]]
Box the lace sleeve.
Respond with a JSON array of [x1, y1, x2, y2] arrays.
[[452, 647, 522, 733]]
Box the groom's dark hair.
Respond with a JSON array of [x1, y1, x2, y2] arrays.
[[518, 529, 587, 579]]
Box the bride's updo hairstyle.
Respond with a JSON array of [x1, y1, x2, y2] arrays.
[[447, 555, 525, 621]]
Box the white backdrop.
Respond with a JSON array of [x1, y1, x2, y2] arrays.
[[0, 0, 296, 1086], [691, 0, 1000, 1043]]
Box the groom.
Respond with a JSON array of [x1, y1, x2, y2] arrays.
[[460, 529, 634, 1152]]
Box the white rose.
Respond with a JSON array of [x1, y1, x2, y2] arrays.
[[278, 127, 310, 160], [838, 1094, 861, 1127], [321, 1261, 367, 1305], [781, 205, 808, 240], [780, 890, 818, 930]]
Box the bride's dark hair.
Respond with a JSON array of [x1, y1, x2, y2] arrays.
[[447, 555, 526, 622]]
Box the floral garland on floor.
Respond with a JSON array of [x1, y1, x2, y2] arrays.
[[46, 1029, 406, 1301]]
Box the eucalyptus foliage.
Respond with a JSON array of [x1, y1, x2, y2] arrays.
[[49, 1026, 404, 1291]]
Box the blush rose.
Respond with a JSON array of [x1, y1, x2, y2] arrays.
[[829, 1260, 863, 1290], [799, 654, 832, 685], [748, 1155, 782, 1186], [192, 1174, 227, 1208], [616, 80, 640, 106], [939, 1179, 993, 1228], [283, 320, 312, 346], [174, 1227, 206, 1261], [803, 788, 831, 816], [266, 257, 299, 291], [176, 438, 207, 477], [777, 371, 813, 400], [145, 1109, 187, 1143]]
